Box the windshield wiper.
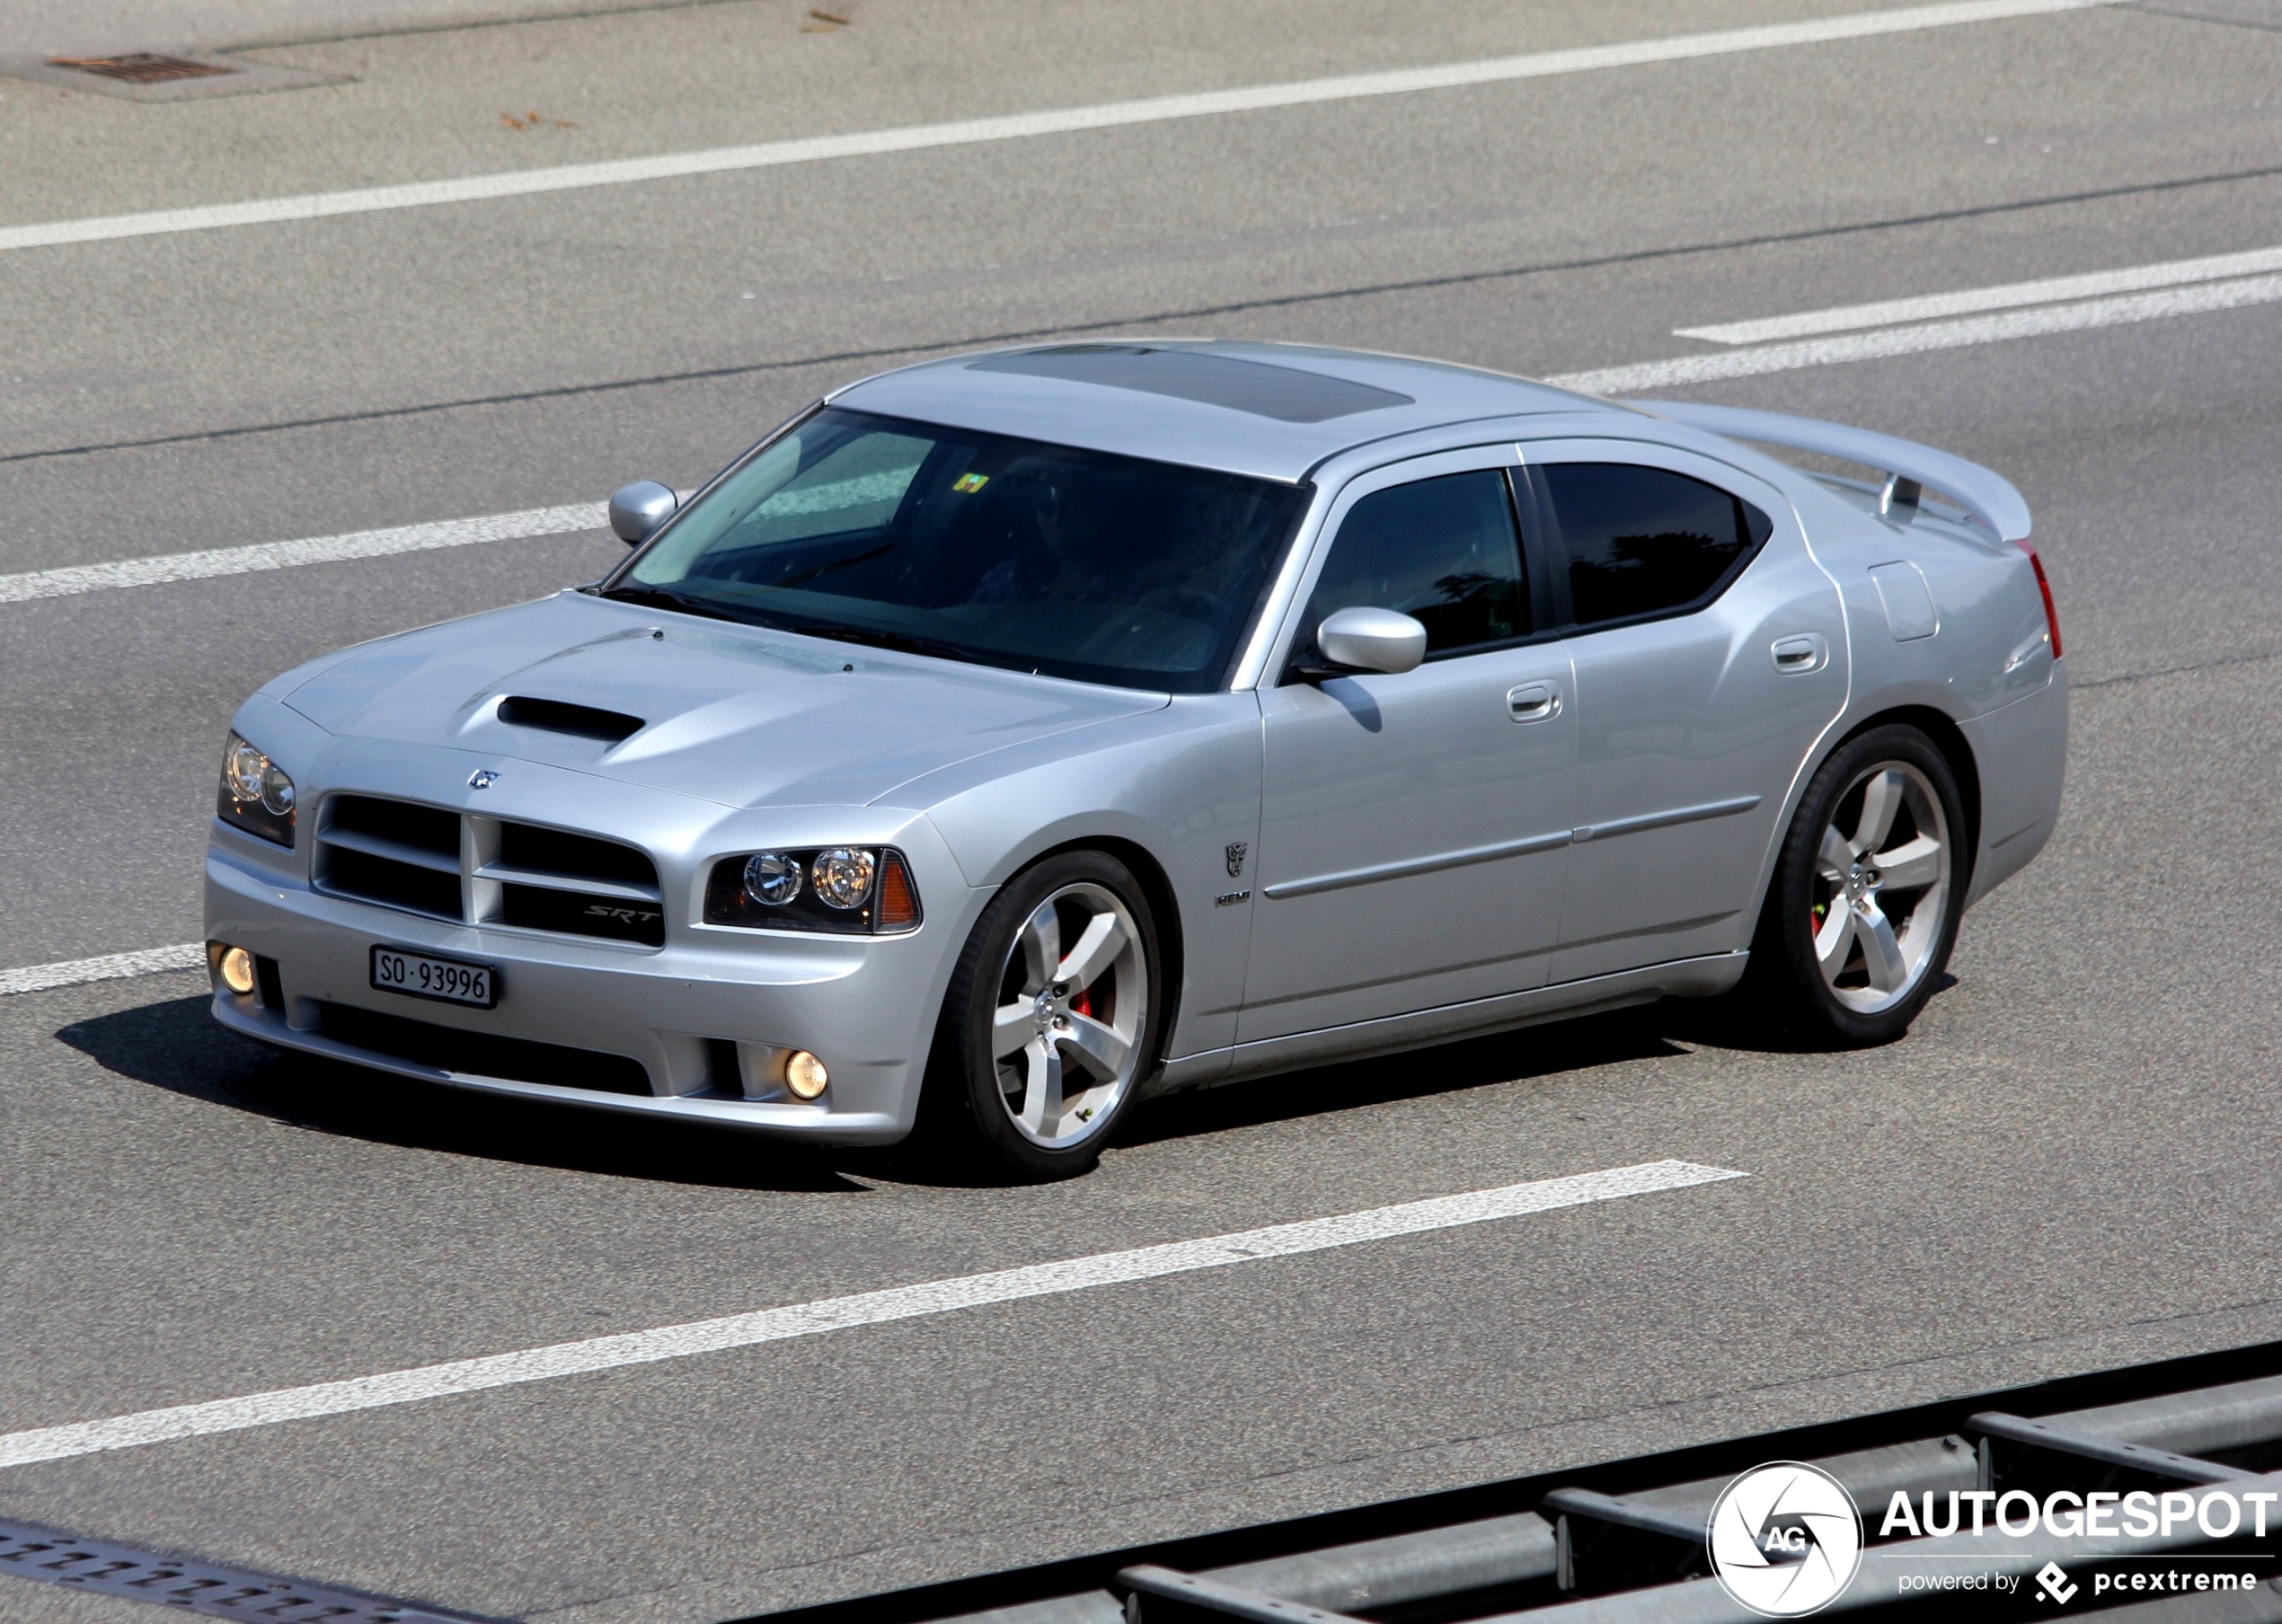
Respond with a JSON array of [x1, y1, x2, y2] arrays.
[[792, 623, 976, 662], [597, 583, 757, 626]]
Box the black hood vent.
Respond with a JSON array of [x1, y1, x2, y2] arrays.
[[497, 695, 644, 743]]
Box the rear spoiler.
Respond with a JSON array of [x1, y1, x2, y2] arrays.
[[1623, 399, 2031, 544]]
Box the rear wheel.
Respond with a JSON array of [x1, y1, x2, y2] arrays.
[[1744, 725, 1966, 1044], [924, 851, 1162, 1180]]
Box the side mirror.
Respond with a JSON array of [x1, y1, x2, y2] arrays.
[[1313, 605, 1428, 675], [609, 481, 678, 545]]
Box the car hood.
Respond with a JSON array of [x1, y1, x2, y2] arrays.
[[279, 591, 1169, 809]]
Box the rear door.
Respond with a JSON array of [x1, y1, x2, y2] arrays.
[[1517, 441, 1847, 984], [1240, 448, 1576, 1043]]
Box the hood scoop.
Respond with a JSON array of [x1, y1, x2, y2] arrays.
[[496, 695, 645, 743]]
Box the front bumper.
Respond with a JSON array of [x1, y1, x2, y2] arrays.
[[205, 825, 973, 1146]]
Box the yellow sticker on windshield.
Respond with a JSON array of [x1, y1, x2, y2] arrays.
[[951, 472, 990, 493]]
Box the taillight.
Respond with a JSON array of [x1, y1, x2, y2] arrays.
[[2023, 543, 2062, 659]]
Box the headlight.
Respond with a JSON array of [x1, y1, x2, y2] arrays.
[[705, 847, 921, 934], [216, 731, 296, 846], [811, 847, 877, 910]]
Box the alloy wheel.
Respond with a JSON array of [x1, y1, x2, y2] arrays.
[[988, 881, 1148, 1150], [1810, 761, 1953, 1014]]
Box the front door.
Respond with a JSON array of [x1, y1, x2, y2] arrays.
[[1517, 441, 1849, 984], [1241, 450, 1576, 1044]]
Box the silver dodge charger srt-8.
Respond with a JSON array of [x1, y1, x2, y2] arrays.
[[206, 340, 2066, 1178]]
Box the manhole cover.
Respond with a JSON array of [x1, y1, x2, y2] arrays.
[[47, 53, 236, 84], [0, 50, 349, 101]]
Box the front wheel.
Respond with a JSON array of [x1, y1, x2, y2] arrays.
[[1743, 725, 1967, 1045], [924, 851, 1163, 1180]]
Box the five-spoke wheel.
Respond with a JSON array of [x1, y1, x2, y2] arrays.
[[1745, 724, 1967, 1044], [1809, 761, 1952, 1013], [929, 851, 1162, 1178], [990, 881, 1148, 1150]]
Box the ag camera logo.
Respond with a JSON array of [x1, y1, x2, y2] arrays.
[[1708, 1461, 1863, 1617]]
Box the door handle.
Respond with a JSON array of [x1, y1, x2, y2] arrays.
[[1506, 682, 1561, 722], [1770, 633, 1828, 675]]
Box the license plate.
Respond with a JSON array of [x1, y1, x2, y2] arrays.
[[370, 946, 496, 1009]]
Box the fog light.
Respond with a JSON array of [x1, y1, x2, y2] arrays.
[[784, 1049, 828, 1099], [218, 946, 257, 995]]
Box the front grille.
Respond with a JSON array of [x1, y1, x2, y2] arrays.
[[316, 1003, 651, 1095], [498, 821, 656, 887], [315, 796, 463, 920], [500, 885, 663, 945], [314, 794, 665, 947]]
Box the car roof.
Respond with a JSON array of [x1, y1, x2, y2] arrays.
[[827, 339, 1619, 484]]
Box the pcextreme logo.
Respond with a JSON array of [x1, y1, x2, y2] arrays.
[[1707, 1462, 1865, 1617]]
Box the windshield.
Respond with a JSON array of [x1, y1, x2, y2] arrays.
[[606, 408, 1310, 692]]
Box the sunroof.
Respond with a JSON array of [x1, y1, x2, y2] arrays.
[[968, 345, 1414, 423]]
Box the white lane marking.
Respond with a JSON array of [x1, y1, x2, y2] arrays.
[[0, 1160, 1745, 1469], [0, 944, 204, 997], [0, 0, 2111, 256], [1676, 243, 2282, 344], [1549, 272, 2282, 395], [0, 501, 605, 605]]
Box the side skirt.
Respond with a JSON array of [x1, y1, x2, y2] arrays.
[[1145, 951, 1748, 1097]]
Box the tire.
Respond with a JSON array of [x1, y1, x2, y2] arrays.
[[1741, 724, 1968, 1045], [922, 850, 1163, 1180]]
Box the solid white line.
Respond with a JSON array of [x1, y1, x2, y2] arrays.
[[1549, 273, 2282, 395], [1675, 243, 2282, 344], [0, 1160, 1745, 1469], [0, 0, 2112, 256], [0, 501, 605, 605], [0, 944, 205, 996]]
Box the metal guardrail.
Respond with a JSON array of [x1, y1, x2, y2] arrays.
[[755, 1344, 2282, 1624]]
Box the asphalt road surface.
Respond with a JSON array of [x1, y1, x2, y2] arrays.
[[4, 2, 2280, 1621]]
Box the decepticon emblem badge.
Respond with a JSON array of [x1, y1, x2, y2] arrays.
[[468, 769, 500, 790], [1225, 842, 1248, 878]]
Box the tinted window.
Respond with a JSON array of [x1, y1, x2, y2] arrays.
[[610, 409, 1308, 693], [1540, 463, 1773, 627], [1302, 470, 1528, 658]]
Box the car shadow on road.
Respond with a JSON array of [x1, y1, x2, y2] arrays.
[[1119, 1006, 1694, 1148], [54, 995, 873, 1193]]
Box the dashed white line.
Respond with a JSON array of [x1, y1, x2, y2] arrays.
[[1547, 272, 2282, 395], [0, 500, 606, 605], [0, 944, 205, 997], [0, 1160, 1747, 1469], [1675, 243, 2282, 344], [0, 0, 2112, 256]]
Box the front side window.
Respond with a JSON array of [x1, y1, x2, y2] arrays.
[[1299, 469, 1528, 660], [1537, 463, 1773, 628], [607, 409, 1310, 693]]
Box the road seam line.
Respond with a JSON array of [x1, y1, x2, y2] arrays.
[[0, 0, 2113, 255], [0, 1161, 1746, 1469], [4, 270, 2278, 611]]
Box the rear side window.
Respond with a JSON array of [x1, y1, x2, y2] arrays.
[[1538, 463, 1773, 627], [1303, 470, 1529, 657]]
